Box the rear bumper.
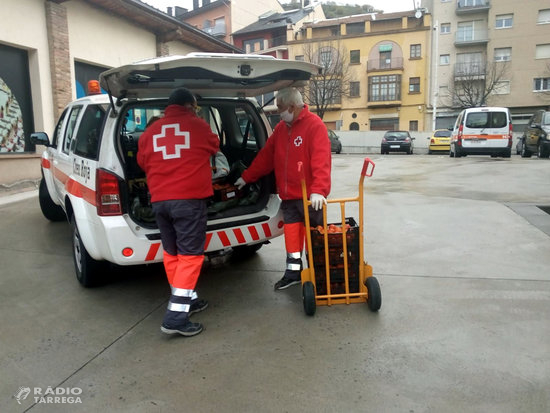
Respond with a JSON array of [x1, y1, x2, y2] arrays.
[[381, 143, 411, 152]]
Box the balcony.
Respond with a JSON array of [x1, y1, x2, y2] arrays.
[[456, 0, 490, 15], [203, 23, 226, 37], [454, 62, 487, 79], [454, 29, 488, 46], [367, 57, 403, 72]]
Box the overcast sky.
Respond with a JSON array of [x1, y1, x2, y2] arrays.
[[142, 0, 420, 15]]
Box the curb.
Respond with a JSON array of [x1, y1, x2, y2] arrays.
[[0, 190, 39, 206]]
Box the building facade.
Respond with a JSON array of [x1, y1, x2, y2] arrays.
[[287, 11, 432, 132], [0, 0, 239, 190], [179, 0, 284, 45], [422, 0, 550, 131]]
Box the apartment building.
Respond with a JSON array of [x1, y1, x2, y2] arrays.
[[287, 11, 432, 132], [422, 0, 550, 131], [179, 0, 284, 45]]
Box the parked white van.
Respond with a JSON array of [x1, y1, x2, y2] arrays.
[[450, 107, 513, 158]]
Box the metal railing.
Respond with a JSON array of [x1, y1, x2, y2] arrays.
[[367, 57, 403, 71]]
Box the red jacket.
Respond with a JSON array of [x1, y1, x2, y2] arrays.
[[137, 105, 219, 202], [242, 104, 331, 200]]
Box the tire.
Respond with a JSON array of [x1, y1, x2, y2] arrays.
[[231, 243, 263, 259], [538, 141, 550, 158], [521, 143, 532, 158], [71, 215, 105, 287], [38, 178, 66, 222], [365, 276, 381, 312], [302, 281, 316, 316], [503, 149, 511, 158]]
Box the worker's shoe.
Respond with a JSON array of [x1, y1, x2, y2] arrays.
[[189, 299, 208, 315], [161, 320, 203, 337], [274, 271, 301, 290]]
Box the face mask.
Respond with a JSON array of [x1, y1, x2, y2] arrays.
[[280, 108, 294, 124]]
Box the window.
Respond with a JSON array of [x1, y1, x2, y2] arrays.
[[51, 108, 68, 148], [63, 106, 83, 154], [494, 47, 511, 62], [349, 122, 359, 130], [440, 54, 450, 65], [370, 118, 399, 131], [535, 44, 550, 59], [350, 81, 360, 97], [410, 44, 421, 59], [409, 120, 418, 131], [347, 22, 364, 34], [533, 78, 550, 92], [496, 14, 513, 29], [457, 21, 474, 41], [379, 50, 392, 69], [73, 104, 107, 159], [456, 52, 483, 76], [368, 75, 401, 102], [350, 50, 360, 64], [409, 77, 420, 93], [440, 23, 451, 34], [538, 9, 550, 24], [243, 38, 264, 53], [311, 79, 342, 105], [319, 48, 334, 70], [493, 80, 510, 95]]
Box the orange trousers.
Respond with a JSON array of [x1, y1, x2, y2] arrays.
[[163, 251, 204, 290]]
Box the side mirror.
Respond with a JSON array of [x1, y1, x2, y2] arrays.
[[30, 132, 51, 147]]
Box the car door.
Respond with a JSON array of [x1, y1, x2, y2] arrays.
[[526, 111, 542, 149], [99, 53, 320, 100], [53, 105, 83, 199]]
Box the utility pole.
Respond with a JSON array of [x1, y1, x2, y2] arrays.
[[431, 20, 439, 132]]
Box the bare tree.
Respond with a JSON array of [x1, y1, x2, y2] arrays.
[[450, 60, 509, 108], [299, 40, 351, 119]]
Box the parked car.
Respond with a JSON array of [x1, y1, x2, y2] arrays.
[[427, 129, 451, 154], [450, 107, 512, 158], [381, 131, 415, 154], [328, 129, 342, 154], [30, 53, 319, 287], [520, 110, 550, 158]]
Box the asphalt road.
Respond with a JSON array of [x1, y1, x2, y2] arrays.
[[1, 154, 549, 412]]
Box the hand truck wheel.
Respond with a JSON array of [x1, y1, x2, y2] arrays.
[[302, 281, 316, 316], [365, 276, 381, 312]]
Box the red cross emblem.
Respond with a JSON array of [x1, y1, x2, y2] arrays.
[[153, 123, 190, 159]]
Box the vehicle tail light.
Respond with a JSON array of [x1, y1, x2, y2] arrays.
[[457, 124, 463, 146], [431, 138, 435, 144], [507, 122, 513, 148], [96, 169, 122, 216]]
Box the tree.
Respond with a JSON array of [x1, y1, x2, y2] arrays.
[[299, 40, 351, 119], [449, 59, 509, 108]]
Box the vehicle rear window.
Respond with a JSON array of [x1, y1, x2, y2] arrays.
[[386, 132, 409, 139], [434, 130, 451, 137], [465, 111, 507, 129]]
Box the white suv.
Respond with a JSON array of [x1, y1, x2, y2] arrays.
[[31, 53, 319, 287]]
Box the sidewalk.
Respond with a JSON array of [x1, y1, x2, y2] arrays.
[[0, 188, 38, 206]]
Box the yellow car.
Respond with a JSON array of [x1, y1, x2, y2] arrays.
[[428, 129, 452, 154]]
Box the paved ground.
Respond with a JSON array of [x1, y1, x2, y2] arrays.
[[1, 154, 549, 412]]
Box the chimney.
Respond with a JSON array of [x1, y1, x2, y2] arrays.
[[175, 6, 188, 18], [167, 7, 173, 16], [203, 0, 211, 5], [193, 0, 199, 10]]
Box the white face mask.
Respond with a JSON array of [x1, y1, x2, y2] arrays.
[[280, 108, 294, 124]]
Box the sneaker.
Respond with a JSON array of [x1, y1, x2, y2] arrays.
[[161, 321, 203, 337], [190, 299, 208, 315], [274, 276, 301, 290]]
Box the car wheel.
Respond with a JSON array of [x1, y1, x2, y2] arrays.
[[538, 141, 550, 158], [71, 215, 106, 287], [302, 281, 316, 316], [231, 243, 263, 259], [521, 143, 532, 158], [38, 178, 66, 222], [365, 277, 381, 312]]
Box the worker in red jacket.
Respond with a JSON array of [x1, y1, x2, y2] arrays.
[[138, 88, 219, 336], [235, 87, 331, 290]]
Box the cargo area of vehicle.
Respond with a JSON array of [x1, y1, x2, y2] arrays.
[[117, 98, 275, 229]]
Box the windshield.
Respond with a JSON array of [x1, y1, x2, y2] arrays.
[[385, 131, 409, 139], [543, 112, 550, 125], [465, 111, 507, 128]]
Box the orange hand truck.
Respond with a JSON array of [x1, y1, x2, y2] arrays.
[[299, 157, 381, 316]]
